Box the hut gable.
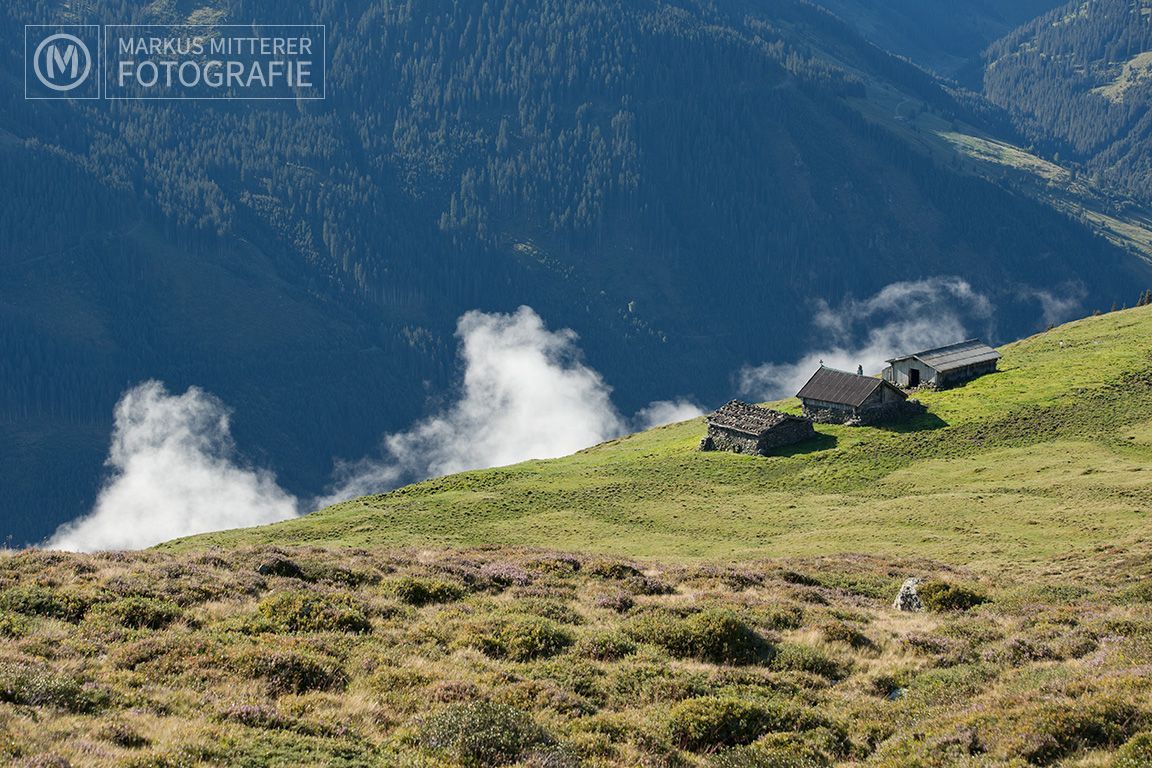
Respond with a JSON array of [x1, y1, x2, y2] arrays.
[[796, 367, 917, 425], [883, 339, 1000, 389], [700, 400, 814, 455]]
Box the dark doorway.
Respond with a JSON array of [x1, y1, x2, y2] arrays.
[[908, 368, 921, 388]]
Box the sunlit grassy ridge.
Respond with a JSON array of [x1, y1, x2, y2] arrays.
[[173, 307, 1152, 569], [7, 308, 1152, 767]]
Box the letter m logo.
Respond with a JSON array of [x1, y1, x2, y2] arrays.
[[46, 42, 80, 79]]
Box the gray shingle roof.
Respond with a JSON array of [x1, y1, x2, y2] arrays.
[[887, 339, 1000, 373], [706, 400, 795, 437], [796, 367, 903, 407]]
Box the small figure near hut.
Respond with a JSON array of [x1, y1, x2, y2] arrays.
[[796, 366, 924, 425], [882, 339, 1000, 389], [699, 400, 815, 456]]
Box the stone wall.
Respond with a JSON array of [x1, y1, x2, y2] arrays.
[[701, 415, 815, 455], [856, 398, 926, 425], [803, 399, 926, 426], [758, 416, 815, 449], [802, 404, 856, 425], [701, 426, 761, 455]]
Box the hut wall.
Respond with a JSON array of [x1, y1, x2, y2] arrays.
[[705, 426, 762, 454], [936, 360, 998, 388], [759, 417, 816, 450], [857, 398, 927, 425], [883, 359, 939, 388], [801, 399, 857, 424], [704, 417, 815, 455]]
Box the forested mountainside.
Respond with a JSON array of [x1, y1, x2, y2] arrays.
[[983, 0, 1152, 204], [812, 0, 1063, 79], [3, 0, 1150, 545]]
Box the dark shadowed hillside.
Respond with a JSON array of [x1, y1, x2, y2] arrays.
[[2, 0, 1150, 544], [813, 0, 1063, 78]]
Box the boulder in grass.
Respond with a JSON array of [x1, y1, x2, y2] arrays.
[[893, 577, 924, 612]]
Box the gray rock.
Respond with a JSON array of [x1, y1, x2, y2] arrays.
[[893, 577, 924, 612]]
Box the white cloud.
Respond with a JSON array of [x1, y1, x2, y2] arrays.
[[46, 308, 705, 548], [1018, 285, 1085, 326], [45, 382, 299, 552], [633, 399, 705, 430], [739, 277, 993, 400], [322, 306, 696, 505]]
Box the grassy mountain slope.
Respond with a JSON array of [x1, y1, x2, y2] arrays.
[[176, 305, 1152, 570], [5, 0, 1152, 545], [5, 310, 1152, 767]]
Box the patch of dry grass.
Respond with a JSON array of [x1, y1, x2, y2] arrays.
[[0, 545, 1150, 766]]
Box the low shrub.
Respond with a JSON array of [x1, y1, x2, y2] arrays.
[[233, 649, 347, 695], [918, 581, 988, 612], [592, 590, 634, 613], [575, 630, 637, 661], [463, 616, 574, 661], [622, 575, 676, 596], [710, 734, 831, 767], [1114, 732, 1152, 768], [255, 557, 308, 580], [0, 661, 107, 713], [517, 599, 583, 625], [753, 605, 804, 631], [216, 702, 293, 730], [532, 659, 605, 701], [93, 597, 183, 630], [990, 695, 1142, 764], [669, 697, 849, 756], [0, 585, 89, 623], [586, 561, 643, 580], [254, 591, 371, 634], [480, 561, 532, 587], [1116, 581, 1152, 605], [666, 697, 776, 751], [525, 555, 581, 575], [609, 664, 711, 708], [0, 611, 31, 638], [96, 721, 149, 748], [627, 609, 772, 665], [996, 696, 1143, 764], [115, 743, 227, 768], [770, 644, 845, 680], [419, 701, 549, 767], [818, 621, 873, 650], [384, 577, 465, 606], [779, 571, 820, 587]]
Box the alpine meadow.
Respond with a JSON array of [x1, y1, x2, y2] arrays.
[[5, 0, 1152, 766]]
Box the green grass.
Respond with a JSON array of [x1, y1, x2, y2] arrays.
[[171, 306, 1152, 571], [9, 308, 1152, 766]]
